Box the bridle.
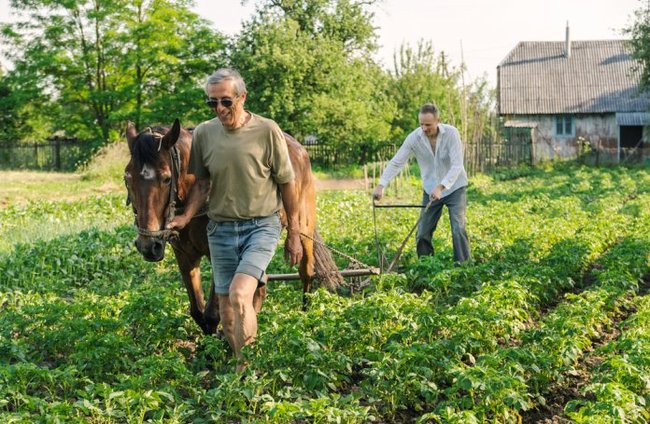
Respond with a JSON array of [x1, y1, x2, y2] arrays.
[[125, 128, 182, 243]]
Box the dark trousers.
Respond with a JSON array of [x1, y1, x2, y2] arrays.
[[416, 186, 471, 263]]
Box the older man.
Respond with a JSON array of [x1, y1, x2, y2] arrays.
[[168, 68, 302, 371]]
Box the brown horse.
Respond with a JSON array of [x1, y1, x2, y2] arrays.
[[124, 119, 317, 335]]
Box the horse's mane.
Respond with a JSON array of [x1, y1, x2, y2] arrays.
[[131, 125, 169, 168]]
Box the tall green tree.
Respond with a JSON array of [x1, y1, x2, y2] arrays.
[[0, 64, 54, 144], [0, 64, 17, 145], [1, 0, 224, 144], [387, 40, 462, 141], [230, 0, 394, 159], [115, 0, 226, 129], [625, 0, 650, 90], [388, 40, 495, 143]]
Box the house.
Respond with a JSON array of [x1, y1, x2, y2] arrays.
[[497, 25, 650, 163]]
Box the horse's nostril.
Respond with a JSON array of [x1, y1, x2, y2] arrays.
[[152, 239, 165, 257]]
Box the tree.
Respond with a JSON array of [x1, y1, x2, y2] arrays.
[[0, 0, 224, 145], [387, 40, 462, 141], [625, 0, 650, 90], [387, 40, 495, 144], [230, 0, 394, 161], [0, 64, 17, 145], [114, 0, 227, 130]]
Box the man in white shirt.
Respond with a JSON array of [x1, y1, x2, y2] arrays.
[[373, 103, 471, 262]]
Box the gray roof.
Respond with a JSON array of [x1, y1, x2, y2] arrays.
[[498, 40, 650, 115]]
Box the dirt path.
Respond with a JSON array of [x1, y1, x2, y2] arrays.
[[315, 178, 369, 191]]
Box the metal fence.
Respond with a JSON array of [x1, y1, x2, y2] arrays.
[[306, 129, 534, 176], [304, 143, 400, 168], [0, 139, 90, 171], [1, 130, 536, 175]]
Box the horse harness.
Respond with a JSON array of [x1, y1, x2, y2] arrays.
[[125, 128, 182, 243]]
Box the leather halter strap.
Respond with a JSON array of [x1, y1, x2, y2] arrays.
[[126, 131, 181, 242]]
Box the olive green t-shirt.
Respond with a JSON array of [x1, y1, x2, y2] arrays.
[[188, 113, 295, 221]]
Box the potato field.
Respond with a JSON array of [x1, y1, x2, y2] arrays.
[[0, 163, 648, 423]]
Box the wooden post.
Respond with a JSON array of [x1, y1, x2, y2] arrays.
[[268, 267, 380, 281], [364, 163, 368, 192], [530, 128, 536, 165], [55, 138, 61, 170]]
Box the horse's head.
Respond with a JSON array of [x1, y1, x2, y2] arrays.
[[124, 119, 182, 262]]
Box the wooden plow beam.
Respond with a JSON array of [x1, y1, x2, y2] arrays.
[[268, 267, 380, 282]]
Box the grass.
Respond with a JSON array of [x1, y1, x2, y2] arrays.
[[0, 142, 129, 208], [0, 143, 132, 253]]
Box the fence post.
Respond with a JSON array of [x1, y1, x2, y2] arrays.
[[364, 164, 368, 192], [55, 138, 62, 170], [530, 128, 536, 165]]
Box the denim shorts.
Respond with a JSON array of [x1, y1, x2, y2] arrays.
[[206, 213, 282, 295]]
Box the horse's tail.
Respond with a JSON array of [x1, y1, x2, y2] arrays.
[[312, 228, 344, 292]]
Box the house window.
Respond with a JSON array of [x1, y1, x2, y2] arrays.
[[555, 115, 574, 137]]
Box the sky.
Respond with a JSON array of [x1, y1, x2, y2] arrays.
[[0, 0, 644, 87]]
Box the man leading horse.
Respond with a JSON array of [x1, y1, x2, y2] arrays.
[[167, 68, 303, 372]]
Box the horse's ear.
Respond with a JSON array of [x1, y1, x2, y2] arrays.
[[163, 118, 181, 149], [126, 121, 137, 153]]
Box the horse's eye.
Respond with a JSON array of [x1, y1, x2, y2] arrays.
[[162, 176, 172, 186]]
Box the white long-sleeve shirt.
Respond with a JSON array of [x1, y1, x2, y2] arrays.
[[379, 123, 468, 197]]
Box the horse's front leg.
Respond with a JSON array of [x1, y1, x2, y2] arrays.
[[174, 252, 211, 334], [204, 281, 221, 335]]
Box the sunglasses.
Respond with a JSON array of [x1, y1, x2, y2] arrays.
[[206, 97, 236, 108]]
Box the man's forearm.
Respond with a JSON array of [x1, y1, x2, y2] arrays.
[[279, 181, 300, 232], [279, 180, 303, 266]]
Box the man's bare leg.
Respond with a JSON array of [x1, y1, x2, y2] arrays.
[[229, 273, 259, 372]]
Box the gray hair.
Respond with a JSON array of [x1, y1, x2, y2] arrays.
[[419, 103, 440, 117], [204, 68, 247, 96]]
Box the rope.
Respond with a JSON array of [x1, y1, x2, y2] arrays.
[[299, 231, 378, 273], [295, 195, 436, 291], [136, 227, 179, 242]]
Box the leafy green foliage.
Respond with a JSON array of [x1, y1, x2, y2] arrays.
[[0, 193, 131, 254], [1, 0, 498, 170], [387, 40, 495, 144], [0, 163, 648, 422], [1, 0, 224, 144], [230, 1, 394, 159], [625, 1, 650, 90]]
